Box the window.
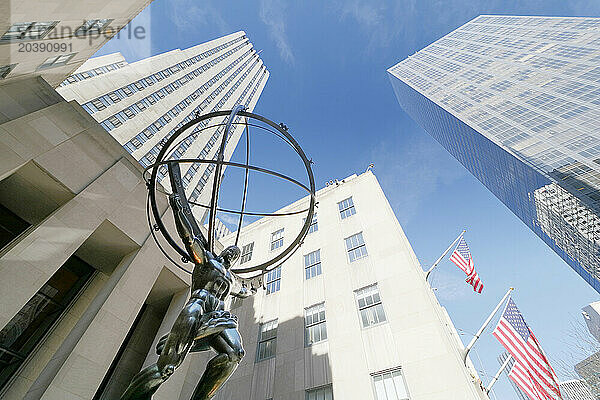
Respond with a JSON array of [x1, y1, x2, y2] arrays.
[[306, 385, 333, 400], [305, 303, 327, 346], [355, 284, 386, 328], [240, 242, 254, 264], [372, 368, 409, 400], [74, 19, 112, 36], [256, 319, 277, 361], [304, 213, 318, 233], [91, 99, 106, 111], [38, 53, 76, 70], [0, 255, 94, 391], [338, 197, 356, 219], [265, 266, 281, 294], [304, 249, 322, 280], [270, 228, 284, 251], [345, 232, 367, 262], [0, 64, 16, 79], [1, 21, 57, 42]]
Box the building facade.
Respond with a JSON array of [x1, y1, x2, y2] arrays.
[[57, 31, 269, 206], [559, 379, 596, 400], [575, 351, 600, 399], [582, 301, 600, 342], [388, 15, 600, 293], [0, 0, 153, 86], [0, 76, 205, 400], [156, 171, 487, 400]]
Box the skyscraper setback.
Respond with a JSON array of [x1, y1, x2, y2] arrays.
[[388, 15, 600, 293], [58, 31, 268, 206]]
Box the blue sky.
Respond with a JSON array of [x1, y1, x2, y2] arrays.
[[97, 1, 600, 398]]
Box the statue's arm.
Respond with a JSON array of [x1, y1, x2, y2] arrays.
[[167, 162, 208, 263]]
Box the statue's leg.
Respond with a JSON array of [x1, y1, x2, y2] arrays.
[[119, 298, 203, 400], [191, 328, 245, 400]]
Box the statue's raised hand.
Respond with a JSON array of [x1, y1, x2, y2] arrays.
[[195, 310, 238, 340]]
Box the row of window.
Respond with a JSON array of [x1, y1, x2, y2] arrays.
[[98, 47, 253, 134], [182, 65, 266, 183], [139, 55, 262, 187], [82, 35, 247, 114], [59, 60, 127, 86], [256, 282, 387, 362], [0, 52, 78, 79], [264, 233, 366, 292], [157, 56, 263, 178], [256, 294, 404, 400], [121, 49, 256, 155], [187, 68, 268, 200], [0, 20, 111, 43], [90, 40, 250, 125], [240, 197, 359, 266]]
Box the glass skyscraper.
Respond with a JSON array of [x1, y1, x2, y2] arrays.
[[388, 15, 600, 293]]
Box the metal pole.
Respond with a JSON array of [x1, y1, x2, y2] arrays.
[[486, 354, 512, 394], [425, 230, 466, 281], [463, 287, 514, 365]]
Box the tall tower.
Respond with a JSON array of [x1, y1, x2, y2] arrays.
[[58, 31, 269, 206], [388, 15, 600, 293]]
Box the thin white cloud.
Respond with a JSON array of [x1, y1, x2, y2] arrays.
[[168, 0, 229, 35], [429, 268, 470, 301], [260, 0, 295, 65], [368, 133, 466, 226], [340, 1, 393, 49]]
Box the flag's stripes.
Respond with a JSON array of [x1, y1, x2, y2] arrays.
[[449, 251, 471, 274], [466, 270, 484, 293], [509, 362, 541, 400], [449, 236, 484, 293], [493, 321, 559, 396], [492, 299, 561, 399]]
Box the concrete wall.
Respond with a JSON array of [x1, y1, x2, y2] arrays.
[[0, 76, 192, 400]]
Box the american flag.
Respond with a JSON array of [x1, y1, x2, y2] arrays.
[[493, 298, 562, 400], [449, 236, 484, 293]]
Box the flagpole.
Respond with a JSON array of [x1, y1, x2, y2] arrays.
[[425, 230, 466, 281], [463, 287, 514, 365], [485, 354, 512, 394]]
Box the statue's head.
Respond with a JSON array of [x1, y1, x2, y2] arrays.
[[220, 245, 241, 269]]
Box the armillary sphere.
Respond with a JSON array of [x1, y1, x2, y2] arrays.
[[143, 105, 316, 286]]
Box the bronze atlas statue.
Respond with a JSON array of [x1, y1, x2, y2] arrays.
[[119, 106, 315, 400]]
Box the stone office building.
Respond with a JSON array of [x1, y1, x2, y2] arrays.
[[0, 76, 197, 400], [179, 171, 487, 400]]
